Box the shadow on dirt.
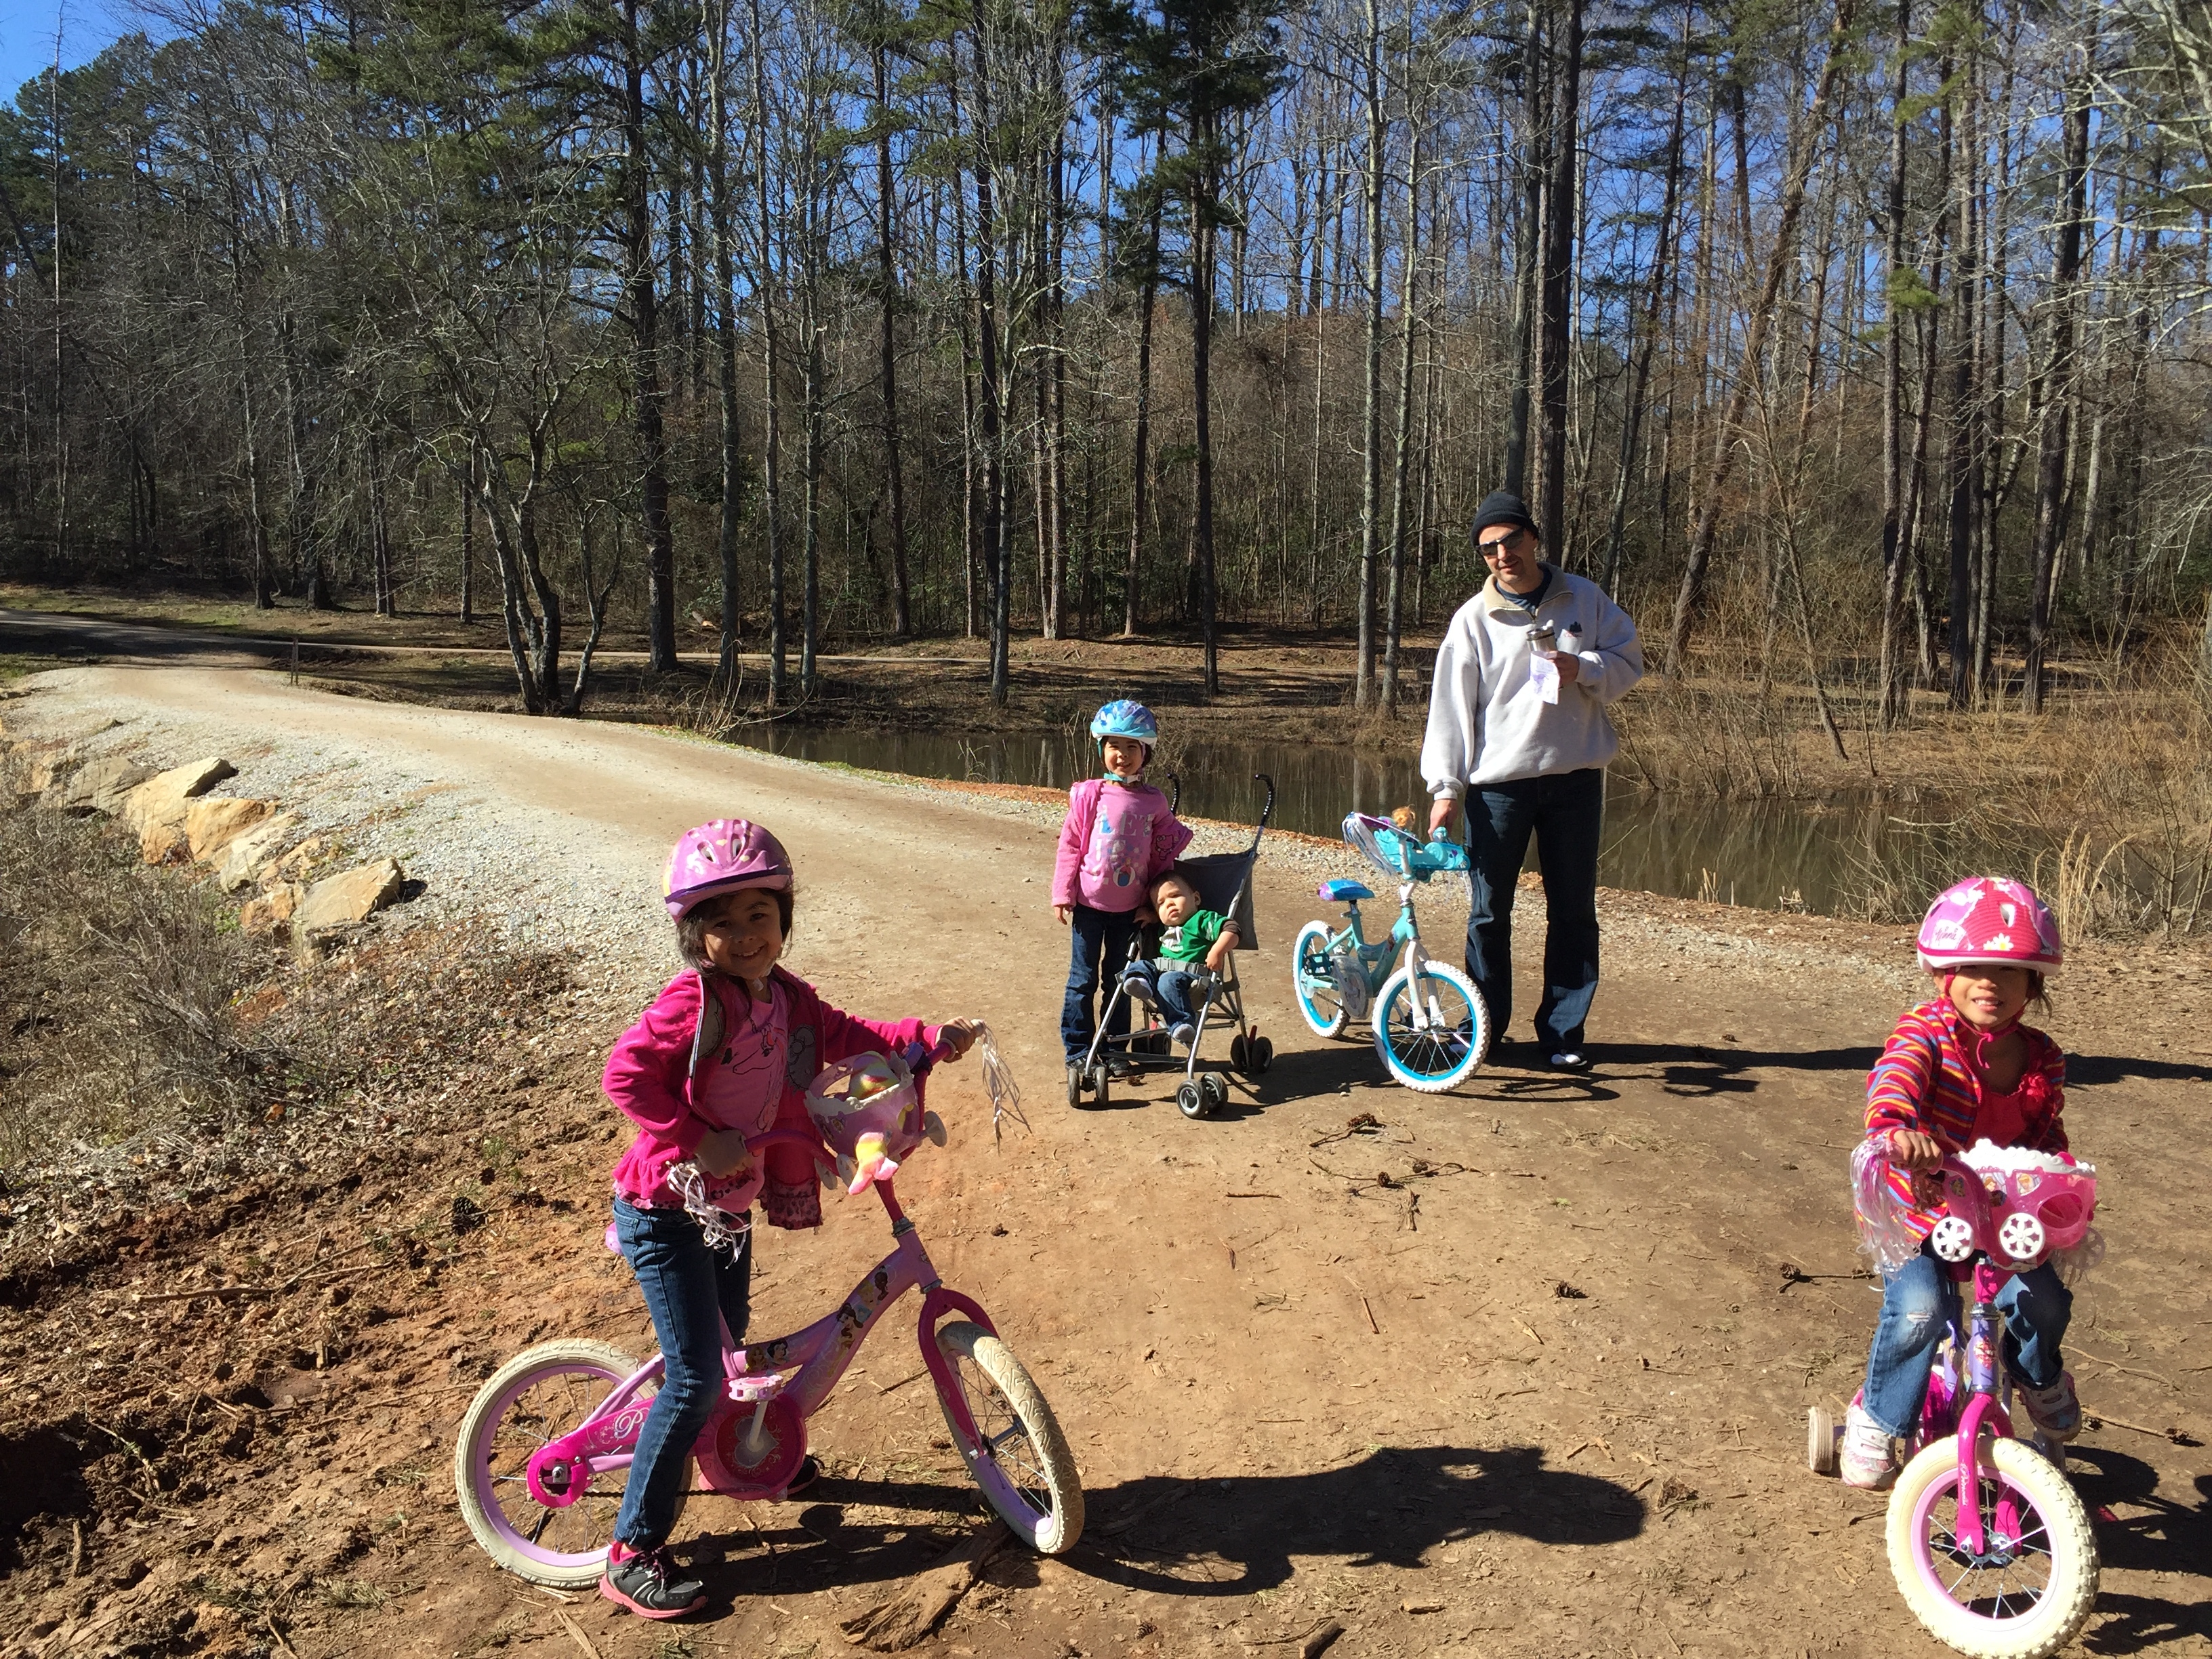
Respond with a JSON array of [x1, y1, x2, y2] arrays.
[[687, 1443, 1643, 1604], [1067, 1443, 1643, 1595], [2063, 1054, 2212, 1088], [2067, 1450, 2212, 1655], [0, 1422, 96, 1576]]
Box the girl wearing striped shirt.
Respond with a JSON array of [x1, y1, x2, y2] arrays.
[[1841, 878, 2082, 1490]]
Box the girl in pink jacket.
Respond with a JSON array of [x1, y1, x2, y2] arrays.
[[597, 819, 977, 1619], [1053, 701, 1191, 1084]]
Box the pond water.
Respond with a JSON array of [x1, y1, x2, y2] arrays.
[[727, 724, 2008, 921]]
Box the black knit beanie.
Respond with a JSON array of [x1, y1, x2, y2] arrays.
[[1471, 491, 1539, 543]]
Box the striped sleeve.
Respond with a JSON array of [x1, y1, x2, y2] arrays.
[[1865, 1008, 1942, 1139]]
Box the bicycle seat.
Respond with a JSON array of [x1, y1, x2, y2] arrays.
[[1319, 878, 1373, 903]]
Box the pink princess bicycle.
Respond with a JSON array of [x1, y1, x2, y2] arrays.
[[453, 1040, 1083, 1584], [1808, 1142, 2101, 1659]]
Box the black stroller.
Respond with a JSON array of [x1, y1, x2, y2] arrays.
[[1069, 775, 1275, 1119]]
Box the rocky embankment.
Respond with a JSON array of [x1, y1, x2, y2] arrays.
[[1, 716, 406, 948]]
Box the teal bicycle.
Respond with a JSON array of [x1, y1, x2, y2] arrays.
[[1291, 813, 1491, 1092]]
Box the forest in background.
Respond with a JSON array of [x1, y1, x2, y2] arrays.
[[0, 0, 2208, 722]]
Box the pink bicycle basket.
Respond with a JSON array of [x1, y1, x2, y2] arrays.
[[803, 1053, 944, 1195]]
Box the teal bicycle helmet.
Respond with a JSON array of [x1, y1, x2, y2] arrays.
[[1090, 700, 1160, 747]]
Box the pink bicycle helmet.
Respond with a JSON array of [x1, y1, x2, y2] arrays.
[[1916, 877, 2063, 975], [663, 819, 792, 920]]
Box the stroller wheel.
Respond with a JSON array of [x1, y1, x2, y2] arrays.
[[1230, 1034, 1250, 1072], [1088, 1062, 1111, 1108], [1175, 1081, 1206, 1120], [1201, 1072, 1230, 1111], [1252, 1036, 1274, 1074], [1065, 1065, 1084, 1108]]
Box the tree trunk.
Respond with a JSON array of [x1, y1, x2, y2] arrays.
[[622, 0, 678, 675], [874, 33, 912, 640], [1125, 192, 1160, 638], [750, 0, 788, 703], [1603, 28, 1686, 593], [710, 0, 744, 684], [2022, 23, 2091, 714], [1191, 121, 1221, 699], [1534, 0, 1582, 555], [1355, 0, 1387, 709], [1502, 0, 1544, 497], [968, 25, 1010, 706], [1944, 43, 1983, 711], [1663, 0, 1857, 675], [1382, 120, 1421, 713]]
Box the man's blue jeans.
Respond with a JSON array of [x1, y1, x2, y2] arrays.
[[611, 1197, 752, 1550], [1463, 767, 1604, 1050], [1062, 903, 1140, 1063], [1860, 1245, 2072, 1437]]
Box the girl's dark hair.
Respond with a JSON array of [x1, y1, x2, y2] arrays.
[[676, 885, 795, 970]]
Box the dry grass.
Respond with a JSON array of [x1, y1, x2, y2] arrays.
[[1610, 628, 2212, 938], [0, 804, 281, 1164], [0, 804, 583, 1193]]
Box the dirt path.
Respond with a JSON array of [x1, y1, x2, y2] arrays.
[[5, 665, 2209, 1659]]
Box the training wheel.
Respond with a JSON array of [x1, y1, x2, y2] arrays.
[[1807, 1405, 1839, 1475]]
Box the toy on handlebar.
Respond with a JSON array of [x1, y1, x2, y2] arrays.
[[1342, 811, 1469, 883], [1851, 1136, 2101, 1280], [805, 1048, 947, 1197]]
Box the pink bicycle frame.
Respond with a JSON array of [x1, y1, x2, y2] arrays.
[[1942, 1260, 2020, 1557], [525, 1129, 998, 1507]]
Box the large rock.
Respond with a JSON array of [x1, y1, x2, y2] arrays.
[[53, 756, 155, 814], [120, 758, 237, 836], [121, 758, 237, 863], [186, 797, 278, 861], [214, 812, 302, 892], [292, 859, 406, 935], [7, 739, 73, 798], [262, 835, 330, 886], [239, 882, 302, 941]]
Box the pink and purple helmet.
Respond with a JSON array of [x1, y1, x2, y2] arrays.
[[663, 819, 792, 920], [1915, 877, 2063, 975]]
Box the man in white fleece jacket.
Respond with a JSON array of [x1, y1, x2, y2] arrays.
[[1421, 491, 1643, 1069]]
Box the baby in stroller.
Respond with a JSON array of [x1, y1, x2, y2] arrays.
[[1126, 869, 1242, 1045], [1067, 775, 1277, 1118]]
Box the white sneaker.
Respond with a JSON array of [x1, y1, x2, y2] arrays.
[[1840, 1404, 1898, 1490], [1170, 1023, 1196, 1048]]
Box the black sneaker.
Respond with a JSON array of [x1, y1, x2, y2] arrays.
[[600, 1543, 707, 1620]]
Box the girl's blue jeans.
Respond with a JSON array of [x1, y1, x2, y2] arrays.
[[1062, 903, 1139, 1063], [1860, 1243, 2072, 1438], [611, 1197, 752, 1551]]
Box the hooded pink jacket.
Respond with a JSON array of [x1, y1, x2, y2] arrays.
[[1051, 778, 1192, 913], [604, 964, 930, 1229]]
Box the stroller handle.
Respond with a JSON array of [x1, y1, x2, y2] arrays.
[[1166, 772, 1180, 815], [1253, 774, 1275, 834]]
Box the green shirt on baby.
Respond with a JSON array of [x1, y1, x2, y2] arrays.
[[1159, 909, 1233, 966]]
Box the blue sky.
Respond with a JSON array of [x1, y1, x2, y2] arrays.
[[0, 0, 148, 113]]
